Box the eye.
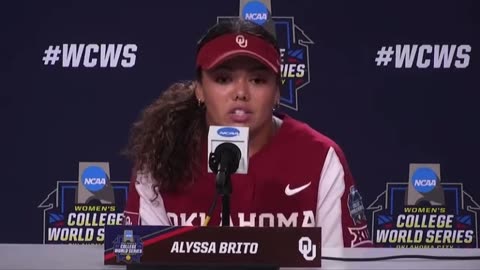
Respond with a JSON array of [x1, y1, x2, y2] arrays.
[[251, 77, 267, 84], [214, 74, 232, 84]]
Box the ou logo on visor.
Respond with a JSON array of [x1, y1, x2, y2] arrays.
[[235, 35, 248, 48]]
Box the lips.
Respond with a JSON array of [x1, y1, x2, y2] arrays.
[[229, 107, 252, 123]]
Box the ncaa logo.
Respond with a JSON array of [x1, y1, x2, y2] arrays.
[[217, 127, 240, 137], [81, 166, 107, 192], [242, 1, 269, 25], [411, 167, 438, 193]]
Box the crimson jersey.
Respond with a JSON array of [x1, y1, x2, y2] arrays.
[[124, 113, 373, 248]]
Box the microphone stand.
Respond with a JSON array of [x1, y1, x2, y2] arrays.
[[209, 142, 241, 228], [216, 156, 232, 227]]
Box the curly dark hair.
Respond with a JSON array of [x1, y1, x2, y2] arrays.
[[125, 18, 279, 193]]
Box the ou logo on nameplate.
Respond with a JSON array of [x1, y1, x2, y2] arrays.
[[298, 236, 317, 261]]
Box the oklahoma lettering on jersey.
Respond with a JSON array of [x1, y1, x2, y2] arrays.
[[124, 113, 373, 248], [166, 211, 316, 227]]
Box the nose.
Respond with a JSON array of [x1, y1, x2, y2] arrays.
[[233, 77, 249, 102]]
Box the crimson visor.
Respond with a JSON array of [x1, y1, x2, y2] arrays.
[[196, 33, 280, 74]]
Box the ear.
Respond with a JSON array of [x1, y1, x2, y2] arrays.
[[194, 80, 205, 102], [274, 86, 280, 105]]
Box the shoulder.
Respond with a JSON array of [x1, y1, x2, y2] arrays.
[[278, 113, 346, 158]]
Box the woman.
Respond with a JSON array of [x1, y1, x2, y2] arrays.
[[123, 18, 372, 248]]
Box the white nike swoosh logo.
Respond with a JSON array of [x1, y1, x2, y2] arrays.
[[285, 182, 312, 196]]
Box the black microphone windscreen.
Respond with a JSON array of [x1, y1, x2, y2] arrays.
[[215, 142, 241, 163]]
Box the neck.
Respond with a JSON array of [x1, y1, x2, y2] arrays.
[[248, 116, 279, 158]]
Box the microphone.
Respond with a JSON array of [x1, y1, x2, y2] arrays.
[[209, 142, 241, 175], [207, 126, 249, 174], [206, 126, 249, 227]]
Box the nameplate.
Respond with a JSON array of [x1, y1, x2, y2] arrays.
[[104, 225, 321, 268]]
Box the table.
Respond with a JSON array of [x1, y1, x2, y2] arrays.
[[1, 244, 479, 269]]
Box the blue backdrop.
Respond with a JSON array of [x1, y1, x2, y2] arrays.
[[1, 0, 479, 245]]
